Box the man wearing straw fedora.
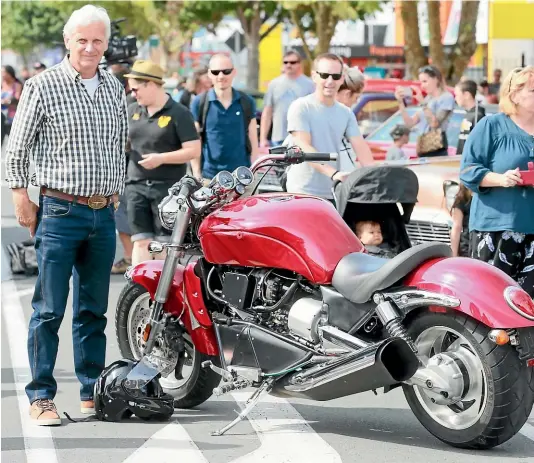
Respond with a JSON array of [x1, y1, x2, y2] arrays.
[[124, 60, 201, 265]]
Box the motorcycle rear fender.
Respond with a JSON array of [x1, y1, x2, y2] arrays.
[[403, 257, 533, 329], [127, 260, 219, 356]]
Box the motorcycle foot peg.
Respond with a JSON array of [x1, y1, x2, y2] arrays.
[[202, 361, 233, 381]]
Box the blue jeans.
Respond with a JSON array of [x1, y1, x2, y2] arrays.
[[25, 195, 117, 403]]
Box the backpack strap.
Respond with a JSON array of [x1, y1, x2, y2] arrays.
[[234, 90, 254, 156], [197, 91, 210, 143]]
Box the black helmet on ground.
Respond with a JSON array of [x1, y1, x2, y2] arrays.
[[94, 359, 174, 422]]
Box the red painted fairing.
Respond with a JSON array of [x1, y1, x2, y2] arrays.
[[199, 194, 364, 284], [128, 260, 219, 356], [404, 257, 534, 328]]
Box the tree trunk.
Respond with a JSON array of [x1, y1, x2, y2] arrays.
[[446, 0, 480, 83], [313, 3, 337, 55], [401, 1, 427, 79], [427, 0, 446, 76], [246, 32, 261, 90], [237, 3, 263, 90], [290, 9, 313, 62], [159, 43, 170, 71]]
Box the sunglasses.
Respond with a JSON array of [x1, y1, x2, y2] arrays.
[[284, 60, 299, 65], [210, 68, 233, 76], [316, 72, 343, 81], [130, 82, 148, 93]]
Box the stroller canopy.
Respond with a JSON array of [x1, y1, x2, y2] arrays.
[[335, 166, 419, 221]]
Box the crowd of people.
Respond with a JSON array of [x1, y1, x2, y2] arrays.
[[2, 2, 533, 427]]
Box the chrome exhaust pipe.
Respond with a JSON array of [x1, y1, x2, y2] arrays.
[[272, 337, 419, 401]]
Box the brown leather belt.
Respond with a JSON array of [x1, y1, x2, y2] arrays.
[[40, 187, 119, 210]]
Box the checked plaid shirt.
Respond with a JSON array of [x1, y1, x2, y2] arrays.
[[5, 57, 128, 197]]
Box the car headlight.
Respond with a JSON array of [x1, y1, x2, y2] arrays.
[[443, 180, 460, 211], [158, 191, 180, 230]]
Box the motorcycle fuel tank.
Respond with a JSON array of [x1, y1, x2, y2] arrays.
[[198, 194, 364, 284]]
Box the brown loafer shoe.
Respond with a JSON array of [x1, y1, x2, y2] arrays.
[[29, 399, 61, 426], [81, 400, 95, 415], [111, 257, 132, 274]]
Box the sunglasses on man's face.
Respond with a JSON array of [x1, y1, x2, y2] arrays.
[[130, 82, 148, 93], [316, 72, 343, 81], [284, 60, 299, 65], [210, 69, 233, 76]]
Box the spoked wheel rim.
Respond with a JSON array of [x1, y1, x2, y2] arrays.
[[412, 326, 488, 430], [126, 292, 196, 390]]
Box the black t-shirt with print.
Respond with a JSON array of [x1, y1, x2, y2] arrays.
[[127, 95, 199, 182], [456, 105, 486, 155]]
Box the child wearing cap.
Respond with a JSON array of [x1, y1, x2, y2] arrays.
[[385, 125, 410, 161]]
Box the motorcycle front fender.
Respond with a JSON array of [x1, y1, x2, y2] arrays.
[[127, 260, 219, 356], [403, 257, 533, 329]]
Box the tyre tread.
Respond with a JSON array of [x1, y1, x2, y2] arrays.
[[403, 311, 534, 450], [115, 281, 221, 410]]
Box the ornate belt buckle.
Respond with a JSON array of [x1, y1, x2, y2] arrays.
[[87, 195, 107, 209]]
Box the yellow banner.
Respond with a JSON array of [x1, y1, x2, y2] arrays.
[[258, 23, 283, 93]]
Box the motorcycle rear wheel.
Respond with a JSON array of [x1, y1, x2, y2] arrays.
[[116, 281, 221, 408], [403, 311, 534, 449]]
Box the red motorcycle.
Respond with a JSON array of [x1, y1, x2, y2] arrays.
[[116, 147, 534, 449]]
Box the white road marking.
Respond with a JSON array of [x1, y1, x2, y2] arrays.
[[1, 280, 59, 463], [121, 420, 209, 463], [520, 422, 534, 442], [13, 287, 35, 298], [230, 392, 343, 463]]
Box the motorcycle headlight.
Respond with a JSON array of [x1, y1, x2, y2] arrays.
[[158, 192, 180, 230], [443, 180, 460, 211]]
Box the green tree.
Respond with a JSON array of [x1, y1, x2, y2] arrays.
[[51, 1, 195, 70], [1, 1, 69, 63], [400, 1, 427, 79], [50, 1, 153, 40], [284, 1, 384, 63], [402, 0, 480, 84], [185, 1, 287, 90]]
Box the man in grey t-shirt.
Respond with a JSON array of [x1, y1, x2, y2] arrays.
[[260, 50, 315, 147], [286, 53, 374, 199]]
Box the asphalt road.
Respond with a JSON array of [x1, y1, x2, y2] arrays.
[[2, 143, 534, 463]]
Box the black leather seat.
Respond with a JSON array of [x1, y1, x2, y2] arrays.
[[332, 243, 452, 304]]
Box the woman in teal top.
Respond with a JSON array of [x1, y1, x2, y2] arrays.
[[460, 66, 534, 297]]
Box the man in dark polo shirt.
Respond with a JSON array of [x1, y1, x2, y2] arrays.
[[454, 79, 486, 155], [125, 60, 201, 264], [190, 53, 258, 181]]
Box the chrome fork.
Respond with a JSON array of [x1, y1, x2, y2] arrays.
[[144, 203, 192, 353]]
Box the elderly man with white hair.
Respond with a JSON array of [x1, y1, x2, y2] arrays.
[[5, 4, 128, 425]]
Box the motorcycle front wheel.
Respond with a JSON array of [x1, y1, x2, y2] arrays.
[[116, 281, 221, 408], [403, 311, 534, 449]]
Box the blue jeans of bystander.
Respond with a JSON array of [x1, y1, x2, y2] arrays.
[[25, 195, 116, 403]]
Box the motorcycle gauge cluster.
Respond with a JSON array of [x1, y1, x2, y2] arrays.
[[234, 166, 254, 186], [213, 171, 236, 190]]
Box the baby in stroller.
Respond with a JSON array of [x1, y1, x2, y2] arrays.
[[333, 165, 419, 259], [354, 220, 397, 258]]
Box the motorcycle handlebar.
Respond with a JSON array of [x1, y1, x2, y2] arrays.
[[302, 152, 337, 162], [176, 177, 200, 205]]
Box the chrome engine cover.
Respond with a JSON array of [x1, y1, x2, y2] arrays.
[[287, 298, 323, 342]]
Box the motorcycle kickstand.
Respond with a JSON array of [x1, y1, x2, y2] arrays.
[[211, 377, 275, 437]]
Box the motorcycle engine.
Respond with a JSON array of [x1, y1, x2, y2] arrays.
[[213, 267, 322, 341]]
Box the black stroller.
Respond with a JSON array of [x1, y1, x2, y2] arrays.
[[333, 166, 419, 258]]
